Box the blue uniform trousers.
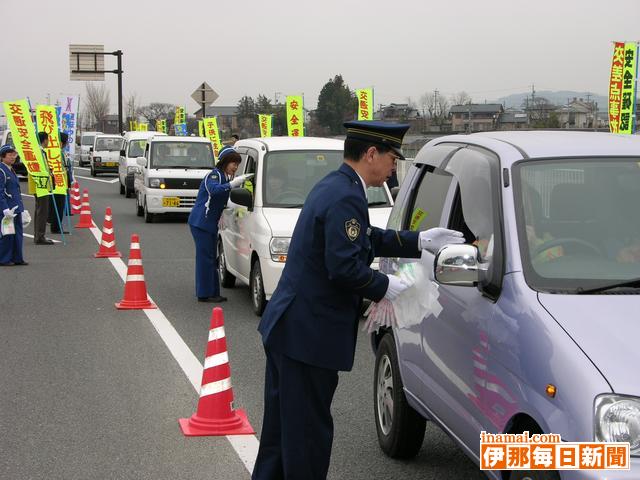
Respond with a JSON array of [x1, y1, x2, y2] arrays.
[[252, 346, 339, 480], [189, 225, 220, 298], [0, 217, 24, 264]]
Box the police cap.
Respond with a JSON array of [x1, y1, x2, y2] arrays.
[[343, 120, 410, 159], [0, 144, 17, 156]]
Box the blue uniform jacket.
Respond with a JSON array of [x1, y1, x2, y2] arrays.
[[0, 163, 24, 214], [258, 163, 420, 371], [188, 168, 231, 233]]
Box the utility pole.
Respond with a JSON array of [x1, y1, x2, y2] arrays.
[[433, 89, 439, 120]]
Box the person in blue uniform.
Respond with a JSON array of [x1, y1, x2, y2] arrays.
[[252, 121, 464, 480], [0, 145, 28, 266], [188, 146, 252, 302]]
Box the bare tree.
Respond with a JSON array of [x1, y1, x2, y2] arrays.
[[84, 83, 110, 130], [420, 91, 450, 125], [450, 91, 472, 106], [125, 92, 141, 124], [139, 102, 175, 125]]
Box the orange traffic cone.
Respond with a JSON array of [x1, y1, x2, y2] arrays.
[[115, 234, 156, 310], [94, 207, 121, 258], [179, 307, 254, 436], [75, 189, 94, 228], [70, 181, 82, 215]]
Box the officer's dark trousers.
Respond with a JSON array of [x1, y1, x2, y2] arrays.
[[189, 225, 220, 298], [252, 347, 339, 480], [33, 195, 49, 243], [0, 217, 24, 264], [48, 193, 67, 232]]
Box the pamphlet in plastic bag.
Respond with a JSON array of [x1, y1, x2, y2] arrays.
[[1, 215, 16, 236]]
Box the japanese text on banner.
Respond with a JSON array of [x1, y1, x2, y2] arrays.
[[155, 119, 166, 133], [138, 123, 148, 132], [174, 106, 187, 136], [356, 88, 373, 121], [3, 99, 51, 197], [258, 114, 272, 138], [198, 119, 204, 137], [619, 42, 638, 134], [58, 95, 79, 158], [203, 117, 223, 158], [36, 105, 67, 194], [609, 42, 625, 133], [286, 95, 304, 137]]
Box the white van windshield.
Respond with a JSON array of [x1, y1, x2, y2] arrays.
[[82, 136, 95, 146], [150, 142, 214, 169], [262, 150, 390, 208], [515, 158, 640, 292], [95, 137, 122, 151]]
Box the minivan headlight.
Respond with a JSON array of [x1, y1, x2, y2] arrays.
[[270, 237, 290, 262], [149, 178, 164, 188], [595, 394, 640, 455]]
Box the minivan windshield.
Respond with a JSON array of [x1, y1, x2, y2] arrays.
[[262, 150, 391, 208], [515, 158, 640, 292], [150, 142, 214, 169], [95, 137, 122, 151]]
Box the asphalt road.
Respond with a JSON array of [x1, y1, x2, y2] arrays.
[[0, 167, 486, 480]]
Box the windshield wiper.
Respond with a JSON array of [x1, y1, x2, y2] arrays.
[[576, 278, 640, 294], [282, 204, 304, 208], [368, 201, 389, 207]]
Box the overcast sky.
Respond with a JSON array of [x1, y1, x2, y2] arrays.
[[2, 0, 639, 114]]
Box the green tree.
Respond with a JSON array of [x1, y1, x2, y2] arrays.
[[255, 94, 273, 114], [316, 74, 356, 135], [237, 95, 256, 120]]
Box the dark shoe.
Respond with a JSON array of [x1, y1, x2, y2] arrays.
[[35, 239, 55, 245], [13, 261, 28, 266], [210, 296, 227, 303], [0, 262, 15, 266], [51, 230, 70, 234], [197, 297, 211, 302]]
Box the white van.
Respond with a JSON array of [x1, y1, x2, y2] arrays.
[[133, 136, 215, 223], [218, 137, 393, 315], [77, 131, 103, 166], [119, 131, 166, 197], [90, 134, 123, 176]]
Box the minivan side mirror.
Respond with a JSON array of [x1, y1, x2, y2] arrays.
[[434, 244, 479, 287], [89, 147, 93, 152], [230, 188, 253, 209], [136, 156, 146, 167], [120, 149, 126, 156], [390, 186, 400, 201]]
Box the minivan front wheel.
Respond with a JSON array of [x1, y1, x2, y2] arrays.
[[218, 239, 236, 288], [250, 259, 266, 316], [374, 333, 426, 459]]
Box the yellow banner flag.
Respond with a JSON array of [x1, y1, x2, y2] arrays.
[[36, 105, 67, 194], [609, 42, 625, 133], [155, 119, 163, 132], [138, 123, 148, 132], [356, 88, 374, 120], [286, 95, 304, 137], [203, 117, 223, 158], [619, 42, 638, 134], [258, 114, 272, 138], [198, 119, 204, 137], [3, 99, 51, 197]]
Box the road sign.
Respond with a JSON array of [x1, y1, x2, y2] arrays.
[[191, 82, 219, 107], [69, 44, 105, 81]]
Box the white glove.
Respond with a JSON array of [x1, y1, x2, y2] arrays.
[[3, 206, 17, 218], [419, 227, 465, 254], [21, 210, 31, 227], [384, 274, 412, 301], [228, 173, 254, 188]]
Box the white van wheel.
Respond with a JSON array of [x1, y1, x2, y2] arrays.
[[250, 259, 266, 316]]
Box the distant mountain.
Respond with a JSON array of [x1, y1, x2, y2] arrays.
[[494, 91, 608, 109]]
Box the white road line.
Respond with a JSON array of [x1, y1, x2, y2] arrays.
[[75, 175, 119, 184], [22, 233, 62, 243], [87, 224, 259, 474], [75, 166, 90, 171], [21, 193, 34, 198]]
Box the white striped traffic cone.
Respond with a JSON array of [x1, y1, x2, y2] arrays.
[[70, 181, 82, 215], [115, 234, 156, 309], [94, 207, 121, 258], [179, 307, 254, 436], [75, 189, 94, 228]]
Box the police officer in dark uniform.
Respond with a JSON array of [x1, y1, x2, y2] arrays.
[[252, 121, 464, 479], [0, 145, 27, 265], [188, 146, 252, 302]]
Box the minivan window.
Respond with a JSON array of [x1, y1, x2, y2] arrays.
[[515, 158, 640, 292], [404, 166, 454, 232], [82, 136, 95, 146], [150, 142, 214, 169], [128, 140, 146, 158], [262, 150, 389, 208], [95, 137, 122, 151]]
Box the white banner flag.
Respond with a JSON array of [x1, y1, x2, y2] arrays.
[[58, 95, 79, 157]]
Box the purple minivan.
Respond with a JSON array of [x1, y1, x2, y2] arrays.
[[372, 131, 640, 479]]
